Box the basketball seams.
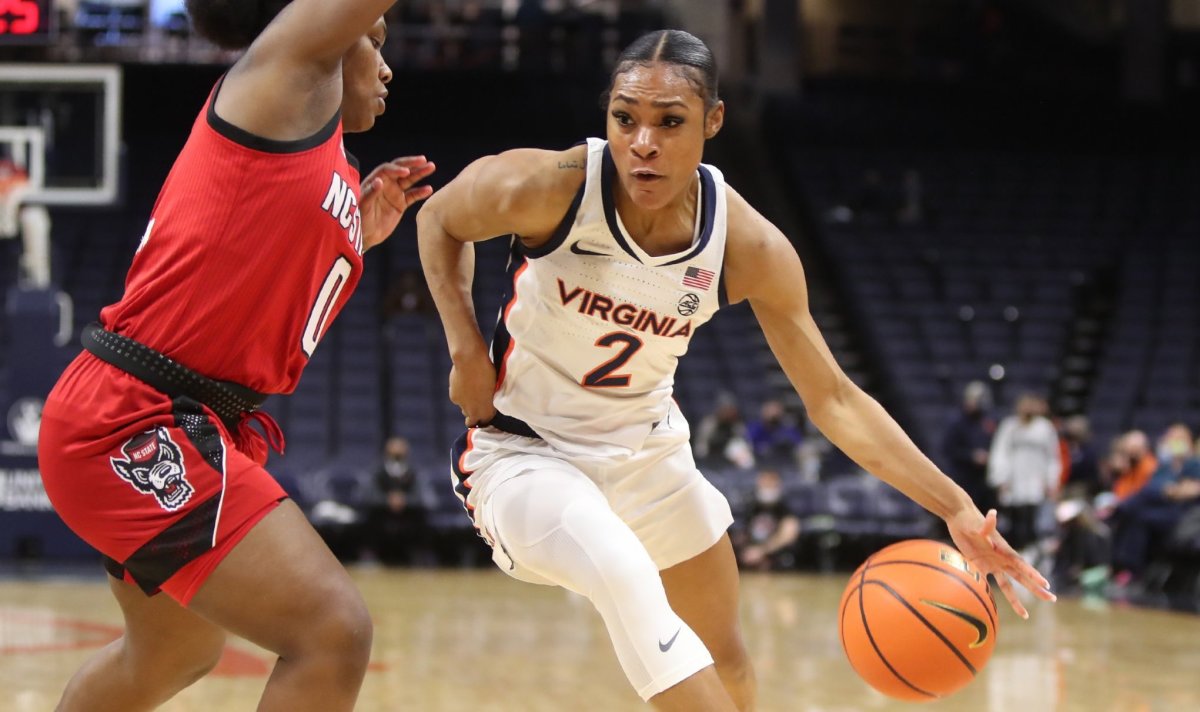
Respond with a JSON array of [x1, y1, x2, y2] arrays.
[[863, 579, 979, 676], [854, 557, 938, 700], [862, 559, 998, 632]]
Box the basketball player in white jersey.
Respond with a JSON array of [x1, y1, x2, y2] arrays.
[[417, 30, 1055, 711]]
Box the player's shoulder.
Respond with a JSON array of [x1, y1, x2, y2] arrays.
[[482, 144, 588, 194], [471, 144, 588, 217], [722, 182, 776, 251]]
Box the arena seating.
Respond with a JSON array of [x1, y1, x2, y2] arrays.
[[784, 142, 1200, 453]]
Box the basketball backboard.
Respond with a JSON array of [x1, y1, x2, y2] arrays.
[[0, 64, 121, 206]]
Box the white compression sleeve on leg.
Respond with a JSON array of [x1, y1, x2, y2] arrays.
[[488, 470, 714, 700]]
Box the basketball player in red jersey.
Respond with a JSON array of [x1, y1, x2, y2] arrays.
[[36, 2, 432, 710]]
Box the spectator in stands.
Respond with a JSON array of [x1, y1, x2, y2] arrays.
[[988, 394, 1060, 557], [1061, 415, 1102, 496], [1110, 424, 1200, 586], [746, 399, 805, 468], [942, 380, 996, 513], [1050, 492, 1111, 595], [694, 392, 755, 469], [367, 436, 430, 564], [1109, 430, 1157, 501], [735, 470, 801, 571]]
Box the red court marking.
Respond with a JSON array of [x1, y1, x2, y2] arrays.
[[0, 611, 122, 655], [0, 609, 273, 676]]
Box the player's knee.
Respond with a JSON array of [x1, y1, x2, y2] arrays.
[[708, 633, 751, 676], [299, 586, 374, 676]]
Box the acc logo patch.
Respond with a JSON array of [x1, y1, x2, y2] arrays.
[[677, 293, 700, 316], [110, 427, 193, 512]]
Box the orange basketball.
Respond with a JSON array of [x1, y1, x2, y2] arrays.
[[838, 539, 999, 702]]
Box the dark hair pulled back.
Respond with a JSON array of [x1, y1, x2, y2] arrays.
[[604, 30, 719, 110]]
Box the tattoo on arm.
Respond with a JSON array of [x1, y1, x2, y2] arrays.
[[557, 160, 584, 170]]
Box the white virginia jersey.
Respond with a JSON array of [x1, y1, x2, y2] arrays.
[[489, 138, 728, 460]]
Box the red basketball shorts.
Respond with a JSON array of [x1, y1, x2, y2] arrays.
[[38, 353, 286, 605]]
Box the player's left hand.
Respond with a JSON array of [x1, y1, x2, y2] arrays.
[[360, 156, 436, 251], [946, 507, 1056, 619]]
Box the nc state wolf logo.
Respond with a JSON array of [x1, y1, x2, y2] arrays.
[[110, 428, 194, 511]]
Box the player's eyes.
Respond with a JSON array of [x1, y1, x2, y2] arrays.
[[611, 111, 633, 126], [663, 117, 683, 128]]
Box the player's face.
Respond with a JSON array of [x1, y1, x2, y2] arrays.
[[606, 63, 723, 211], [341, 18, 391, 133]]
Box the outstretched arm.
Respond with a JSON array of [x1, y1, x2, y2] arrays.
[[416, 145, 587, 425], [210, 0, 396, 141], [722, 186, 1054, 617]]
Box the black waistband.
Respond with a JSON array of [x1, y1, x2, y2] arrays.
[[487, 412, 542, 440], [82, 323, 267, 428]]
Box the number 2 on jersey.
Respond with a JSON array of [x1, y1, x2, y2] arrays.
[[582, 332, 643, 388], [302, 256, 352, 357]]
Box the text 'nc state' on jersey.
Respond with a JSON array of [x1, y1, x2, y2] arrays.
[[321, 172, 363, 256], [557, 279, 693, 339]]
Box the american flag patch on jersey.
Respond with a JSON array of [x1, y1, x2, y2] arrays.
[[682, 266, 715, 290]]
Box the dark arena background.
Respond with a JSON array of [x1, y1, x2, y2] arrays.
[[2, 1, 1200, 710]]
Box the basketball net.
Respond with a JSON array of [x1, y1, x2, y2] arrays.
[[0, 159, 30, 239]]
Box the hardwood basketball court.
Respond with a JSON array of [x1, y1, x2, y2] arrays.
[[2, 568, 1198, 711]]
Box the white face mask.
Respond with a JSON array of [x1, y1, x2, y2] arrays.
[[757, 487, 782, 505]]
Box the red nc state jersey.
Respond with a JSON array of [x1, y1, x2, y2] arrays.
[[101, 79, 364, 394]]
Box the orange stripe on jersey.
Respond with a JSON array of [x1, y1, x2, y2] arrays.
[[494, 261, 528, 391], [457, 428, 476, 478]]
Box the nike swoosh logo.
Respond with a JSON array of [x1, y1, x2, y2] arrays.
[[570, 241, 610, 256], [658, 627, 681, 652], [920, 599, 989, 648]]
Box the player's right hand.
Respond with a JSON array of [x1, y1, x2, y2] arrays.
[[450, 355, 498, 427]]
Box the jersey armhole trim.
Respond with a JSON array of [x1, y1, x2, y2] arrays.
[[521, 175, 586, 259], [206, 75, 341, 154]]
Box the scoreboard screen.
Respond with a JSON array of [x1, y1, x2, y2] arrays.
[[0, 0, 52, 45]]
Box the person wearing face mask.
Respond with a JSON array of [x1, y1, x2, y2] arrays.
[[1060, 415, 1102, 497], [943, 381, 997, 513], [746, 400, 805, 468], [987, 394, 1061, 557], [1110, 424, 1200, 586], [367, 436, 430, 565], [734, 470, 801, 571], [1111, 430, 1158, 500]]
